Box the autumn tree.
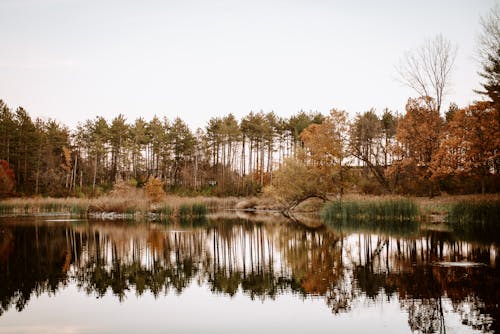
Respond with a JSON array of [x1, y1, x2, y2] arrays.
[[388, 97, 442, 195], [396, 34, 457, 113], [300, 109, 349, 196], [431, 102, 500, 194], [286, 110, 325, 154], [0, 160, 15, 198], [144, 176, 166, 203], [268, 109, 349, 211], [266, 157, 325, 211]]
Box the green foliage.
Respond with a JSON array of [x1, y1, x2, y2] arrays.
[[322, 200, 419, 222], [191, 203, 207, 216], [322, 199, 420, 236], [1, 94, 498, 199], [178, 203, 207, 217], [70, 204, 88, 217], [179, 204, 192, 217], [0, 203, 15, 214], [160, 205, 171, 216], [266, 158, 327, 211], [446, 200, 500, 243], [177, 203, 208, 226]]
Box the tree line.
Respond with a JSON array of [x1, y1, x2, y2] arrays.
[[0, 104, 327, 197], [0, 95, 497, 199]]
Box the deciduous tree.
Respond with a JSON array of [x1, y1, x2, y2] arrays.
[[388, 97, 442, 195], [0, 160, 15, 198], [431, 102, 500, 193], [396, 34, 457, 113]]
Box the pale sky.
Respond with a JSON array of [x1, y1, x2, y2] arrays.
[[0, 0, 495, 130]]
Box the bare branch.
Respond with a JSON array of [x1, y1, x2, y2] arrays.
[[477, 3, 500, 64], [396, 34, 457, 113]]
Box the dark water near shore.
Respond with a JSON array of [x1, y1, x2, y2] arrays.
[[0, 215, 498, 334]]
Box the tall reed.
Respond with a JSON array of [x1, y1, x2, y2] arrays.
[[446, 200, 500, 243], [321, 199, 420, 235], [322, 199, 419, 222]]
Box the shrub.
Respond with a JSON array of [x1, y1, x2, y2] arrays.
[[144, 177, 166, 203]]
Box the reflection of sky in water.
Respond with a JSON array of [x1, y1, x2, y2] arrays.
[[0, 284, 482, 334], [0, 283, 413, 334]]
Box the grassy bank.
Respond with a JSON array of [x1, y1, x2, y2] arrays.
[[1, 193, 499, 224], [0, 194, 239, 220]]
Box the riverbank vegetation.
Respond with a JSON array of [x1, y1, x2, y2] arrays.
[[1, 95, 497, 203], [446, 199, 500, 243]]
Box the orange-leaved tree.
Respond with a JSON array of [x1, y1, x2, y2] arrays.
[[267, 109, 349, 211], [387, 97, 443, 195], [0, 160, 15, 198], [431, 101, 500, 193]]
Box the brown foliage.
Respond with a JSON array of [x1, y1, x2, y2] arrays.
[[431, 102, 500, 193], [144, 177, 166, 203], [387, 97, 442, 195], [0, 160, 15, 198]]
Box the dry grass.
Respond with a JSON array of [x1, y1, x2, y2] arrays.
[[1, 192, 499, 219], [415, 194, 500, 215], [0, 191, 254, 217]]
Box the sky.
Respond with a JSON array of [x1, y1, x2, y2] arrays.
[[0, 0, 496, 131]]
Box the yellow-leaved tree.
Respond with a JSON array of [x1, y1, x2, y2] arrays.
[[267, 109, 349, 211], [144, 176, 166, 203]]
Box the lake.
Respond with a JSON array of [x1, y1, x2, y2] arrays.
[[0, 214, 498, 334]]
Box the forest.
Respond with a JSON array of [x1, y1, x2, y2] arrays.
[[0, 7, 499, 201], [0, 94, 497, 200]]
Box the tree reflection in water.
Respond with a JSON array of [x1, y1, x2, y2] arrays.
[[0, 217, 498, 333]]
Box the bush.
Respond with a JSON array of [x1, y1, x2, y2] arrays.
[[144, 177, 166, 203]]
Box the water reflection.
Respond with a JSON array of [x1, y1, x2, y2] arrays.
[[0, 217, 498, 333]]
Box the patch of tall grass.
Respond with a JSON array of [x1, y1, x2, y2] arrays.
[[321, 199, 420, 236], [446, 200, 500, 243], [0, 203, 15, 214], [178, 203, 208, 217], [192, 203, 207, 216], [177, 203, 209, 226], [322, 199, 419, 222], [0, 197, 92, 215]]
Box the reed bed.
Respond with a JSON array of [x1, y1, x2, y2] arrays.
[[446, 200, 500, 243], [321, 199, 420, 236], [322, 199, 419, 222]]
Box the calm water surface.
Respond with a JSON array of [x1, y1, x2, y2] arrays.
[[0, 215, 498, 333]]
